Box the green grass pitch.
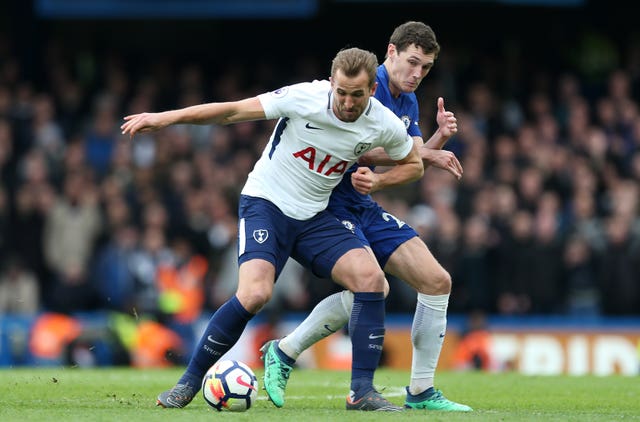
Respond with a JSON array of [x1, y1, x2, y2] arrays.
[[0, 367, 638, 421]]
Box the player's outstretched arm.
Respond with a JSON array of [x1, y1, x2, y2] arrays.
[[121, 97, 266, 137]]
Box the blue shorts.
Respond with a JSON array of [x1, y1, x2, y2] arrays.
[[238, 195, 365, 279], [329, 201, 418, 269]]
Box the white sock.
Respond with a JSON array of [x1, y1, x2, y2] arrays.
[[408, 292, 449, 395], [279, 290, 353, 360]]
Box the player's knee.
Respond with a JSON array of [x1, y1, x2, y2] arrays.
[[352, 266, 386, 292], [415, 267, 451, 294], [383, 278, 390, 297], [431, 268, 452, 294], [237, 283, 273, 313]]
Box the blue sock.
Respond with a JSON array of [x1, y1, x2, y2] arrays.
[[406, 386, 435, 400], [178, 296, 253, 391], [348, 292, 385, 398], [274, 340, 296, 366]]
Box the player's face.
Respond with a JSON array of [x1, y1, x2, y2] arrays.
[[330, 69, 377, 122], [386, 43, 435, 97]]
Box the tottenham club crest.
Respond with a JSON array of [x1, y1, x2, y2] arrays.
[[354, 142, 372, 155], [253, 229, 269, 244], [270, 87, 289, 98]]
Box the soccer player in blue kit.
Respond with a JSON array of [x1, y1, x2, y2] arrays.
[[121, 47, 423, 411], [261, 21, 473, 412]]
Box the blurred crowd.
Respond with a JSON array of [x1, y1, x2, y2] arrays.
[[0, 26, 639, 331]]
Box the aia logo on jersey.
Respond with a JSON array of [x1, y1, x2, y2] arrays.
[[354, 142, 372, 155], [293, 147, 348, 176], [253, 229, 269, 244], [401, 115, 411, 130]]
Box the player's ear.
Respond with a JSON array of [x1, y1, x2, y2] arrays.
[[386, 43, 396, 59], [370, 81, 378, 96]]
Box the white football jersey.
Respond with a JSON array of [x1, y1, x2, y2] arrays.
[[242, 79, 413, 220]]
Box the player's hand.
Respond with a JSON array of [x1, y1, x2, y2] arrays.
[[436, 97, 457, 139], [421, 148, 463, 180], [120, 112, 170, 137], [351, 166, 378, 194]]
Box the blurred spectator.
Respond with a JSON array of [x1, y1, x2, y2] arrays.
[[597, 216, 640, 315], [491, 184, 518, 240], [102, 192, 132, 235], [12, 183, 56, 301], [528, 197, 565, 313], [156, 236, 208, 324], [46, 261, 100, 314], [11, 82, 36, 159], [566, 188, 605, 251], [429, 210, 461, 275], [456, 215, 493, 312], [84, 95, 119, 178], [495, 210, 534, 315], [30, 93, 64, 165], [92, 224, 139, 312], [162, 159, 194, 229], [128, 226, 174, 316], [516, 166, 545, 213], [43, 169, 102, 312], [0, 119, 17, 191], [0, 255, 40, 315], [563, 234, 600, 316], [465, 81, 502, 140], [554, 73, 583, 132], [0, 184, 8, 260]]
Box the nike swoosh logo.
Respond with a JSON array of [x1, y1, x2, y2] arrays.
[[368, 334, 384, 340], [324, 324, 337, 333], [207, 335, 229, 346], [305, 122, 323, 130], [236, 375, 256, 391]]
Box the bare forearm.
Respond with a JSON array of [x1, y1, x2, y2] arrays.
[[360, 137, 424, 166], [163, 103, 229, 125], [358, 147, 394, 166], [424, 128, 450, 150], [165, 98, 264, 125], [372, 161, 423, 192], [121, 97, 265, 136], [372, 145, 423, 192]]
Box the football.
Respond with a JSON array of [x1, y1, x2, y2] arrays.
[[202, 359, 259, 412]]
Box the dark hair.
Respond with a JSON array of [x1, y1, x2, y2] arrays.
[[389, 21, 440, 58], [331, 47, 378, 88]]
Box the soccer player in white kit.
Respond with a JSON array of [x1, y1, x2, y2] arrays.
[[121, 47, 423, 411]]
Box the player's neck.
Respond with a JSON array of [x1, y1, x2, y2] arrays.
[[383, 61, 402, 98]]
